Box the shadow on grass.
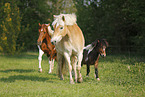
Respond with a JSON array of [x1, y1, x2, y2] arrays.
[[0, 69, 34, 73], [0, 75, 58, 83], [0, 52, 39, 60]]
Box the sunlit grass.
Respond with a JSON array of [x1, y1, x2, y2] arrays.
[[0, 52, 144, 97]]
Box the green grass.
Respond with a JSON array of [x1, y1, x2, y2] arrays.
[[0, 52, 144, 97]]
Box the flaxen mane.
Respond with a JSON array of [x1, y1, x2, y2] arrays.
[[52, 14, 77, 27]]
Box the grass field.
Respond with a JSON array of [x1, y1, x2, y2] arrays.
[[0, 52, 144, 97]]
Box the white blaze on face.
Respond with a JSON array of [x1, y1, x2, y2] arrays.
[[101, 48, 106, 57]]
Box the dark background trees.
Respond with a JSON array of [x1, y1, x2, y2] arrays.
[[0, 0, 145, 55], [75, 0, 145, 55]]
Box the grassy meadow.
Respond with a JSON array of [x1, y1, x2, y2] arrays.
[[0, 52, 144, 97]]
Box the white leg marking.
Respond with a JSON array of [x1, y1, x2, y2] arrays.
[[38, 45, 44, 72], [48, 58, 55, 73], [97, 78, 100, 81], [48, 57, 52, 73]]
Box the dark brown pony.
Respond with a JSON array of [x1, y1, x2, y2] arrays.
[[37, 23, 57, 73], [82, 39, 108, 80]]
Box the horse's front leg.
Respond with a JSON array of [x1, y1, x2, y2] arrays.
[[64, 52, 74, 84], [38, 45, 44, 73], [48, 58, 54, 73], [71, 56, 77, 82], [94, 55, 100, 81], [86, 63, 90, 77], [95, 68, 100, 81], [57, 53, 64, 80], [48, 52, 55, 73], [77, 52, 83, 83]]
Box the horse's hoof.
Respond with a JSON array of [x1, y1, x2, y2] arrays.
[[39, 68, 42, 73], [48, 72, 52, 74], [60, 77, 64, 80], [86, 75, 89, 77], [97, 78, 100, 81], [77, 77, 83, 83], [70, 80, 75, 84], [48, 70, 52, 74]]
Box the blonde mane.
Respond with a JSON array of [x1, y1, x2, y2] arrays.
[[52, 14, 77, 28]]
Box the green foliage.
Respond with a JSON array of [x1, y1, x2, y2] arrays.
[[16, 0, 51, 50], [1, 0, 145, 54], [75, 0, 145, 54], [16, 0, 78, 51], [0, 52, 144, 96], [0, 0, 21, 55]]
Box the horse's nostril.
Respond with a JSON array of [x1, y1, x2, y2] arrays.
[[51, 41, 56, 45], [51, 41, 54, 45], [101, 54, 106, 58]]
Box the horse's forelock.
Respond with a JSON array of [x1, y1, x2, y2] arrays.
[[52, 14, 77, 28], [52, 18, 64, 28], [100, 39, 109, 47], [93, 39, 108, 48]]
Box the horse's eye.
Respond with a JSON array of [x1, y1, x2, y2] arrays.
[[44, 31, 46, 34], [60, 27, 63, 30]]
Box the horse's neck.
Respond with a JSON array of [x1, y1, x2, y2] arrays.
[[91, 48, 100, 56], [66, 24, 79, 42], [46, 33, 54, 50], [45, 28, 52, 43]]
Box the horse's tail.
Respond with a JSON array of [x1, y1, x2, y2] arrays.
[[62, 57, 68, 75], [57, 56, 67, 77]]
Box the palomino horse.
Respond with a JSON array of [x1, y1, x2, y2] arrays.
[[82, 39, 108, 81], [50, 14, 85, 84], [37, 23, 57, 73]]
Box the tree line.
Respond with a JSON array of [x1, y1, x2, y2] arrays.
[[0, 0, 145, 55]]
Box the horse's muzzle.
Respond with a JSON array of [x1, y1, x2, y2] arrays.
[[100, 54, 106, 58], [51, 40, 56, 45], [37, 41, 42, 45]]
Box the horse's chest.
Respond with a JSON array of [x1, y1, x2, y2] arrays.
[[88, 52, 99, 64], [55, 40, 77, 56]]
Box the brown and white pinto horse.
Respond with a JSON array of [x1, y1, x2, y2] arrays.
[[51, 14, 85, 84], [82, 39, 108, 81], [37, 23, 57, 73]]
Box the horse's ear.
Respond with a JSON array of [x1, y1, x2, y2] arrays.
[[105, 41, 109, 47], [39, 23, 41, 26], [53, 24, 56, 29], [62, 16, 65, 21]]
